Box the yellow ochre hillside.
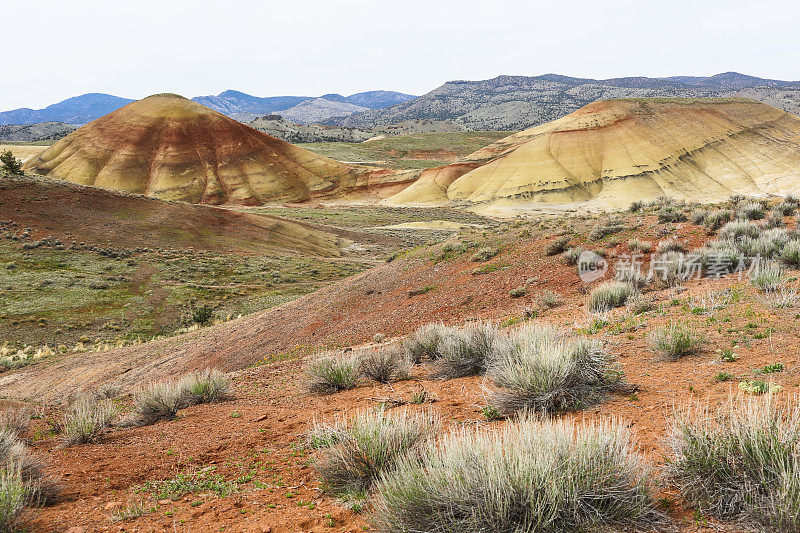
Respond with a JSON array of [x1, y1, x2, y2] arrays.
[[22, 94, 405, 205], [388, 98, 800, 209]]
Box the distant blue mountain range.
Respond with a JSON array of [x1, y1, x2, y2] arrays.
[[0, 90, 417, 126]]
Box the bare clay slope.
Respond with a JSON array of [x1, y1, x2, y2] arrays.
[[388, 98, 800, 208], [22, 94, 409, 205], [0, 174, 342, 255]]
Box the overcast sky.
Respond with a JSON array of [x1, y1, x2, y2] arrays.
[[4, 0, 799, 110]]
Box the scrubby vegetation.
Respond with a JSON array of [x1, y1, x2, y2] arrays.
[[667, 396, 800, 529], [649, 322, 703, 360], [61, 395, 117, 445], [487, 323, 625, 416], [304, 355, 360, 395], [309, 409, 439, 500], [357, 347, 410, 384], [131, 369, 232, 425], [372, 417, 662, 532], [432, 321, 503, 379], [587, 281, 636, 311]]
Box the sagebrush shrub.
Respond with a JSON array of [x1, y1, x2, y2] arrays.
[[487, 323, 625, 416], [470, 246, 498, 262], [132, 381, 185, 425], [749, 261, 784, 291], [179, 369, 232, 404], [737, 201, 766, 220], [0, 428, 58, 506], [545, 236, 570, 256], [304, 354, 360, 395], [310, 409, 438, 498], [357, 347, 410, 384], [587, 281, 635, 312], [61, 395, 116, 445], [667, 396, 800, 529], [403, 323, 451, 363], [627, 238, 652, 253], [703, 209, 732, 231], [372, 417, 663, 533], [782, 239, 800, 266], [0, 461, 28, 532], [432, 321, 505, 379], [649, 322, 703, 360]]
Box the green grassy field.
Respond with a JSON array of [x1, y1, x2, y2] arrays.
[[299, 131, 514, 169], [0, 241, 368, 349]]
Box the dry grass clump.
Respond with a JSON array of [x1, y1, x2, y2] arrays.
[[588, 219, 626, 241], [432, 321, 505, 379], [781, 239, 800, 266], [545, 236, 570, 256], [562, 246, 584, 265], [304, 354, 360, 395], [703, 209, 733, 231], [649, 322, 703, 360], [718, 220, 760, 241], [128, 369, 232, 426], [469, 246, 498, 262], [750, 261, 785, 291], [656, 238, 686, 254], [0, 428, 59, 525], [179, 369, 232, 404], [61, 395, 116, 445], [775, 201, 798, 216], [402, 322, 452, 363], [357, 347, 411, 384], [486, 323, 625, 416], [690, 208, 709, 225], [626, 293, 654, 315], [737, 201, 766, 220], [587, 281, 636, 312], [628, 238, 652, 253], [309, 409, 438, 500], [538, 289, 563, 309], [667, 396, 800, 529], [131, 380, 186, 425], [0, 410, 32, 440], [372, 417, 663, 533]]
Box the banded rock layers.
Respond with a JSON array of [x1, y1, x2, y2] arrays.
[[23, 94, 386, 205], [388, 99, 800, 208]]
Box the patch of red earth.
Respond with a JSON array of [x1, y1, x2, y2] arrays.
[[13, 212, 800, 532]]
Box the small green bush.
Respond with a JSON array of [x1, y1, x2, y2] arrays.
[[487, 323, 625, 416], [470, 246, 498, 262], [667, 396, 800, 528], [539, 290, 563, 309], [304, 355, 360, 395], [61, 396, 116, 445], [587, 281, 636, 312], [372, 417, 663, 532], [0, 461, 28, 532], [309, 409, 438, 498], [649, 323, 703, 360], [625, 293, 654, 315], [588, 220, 626, 241], [357, 347, 410, 384], [179, 369, 232, 404], [657, 205, 686, 223]]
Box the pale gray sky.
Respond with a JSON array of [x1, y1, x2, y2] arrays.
[[4, 0, 798, 110]]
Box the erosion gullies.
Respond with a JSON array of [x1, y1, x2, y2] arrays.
[[388, 98, 800, 209], [21, 94, 391, 205]]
